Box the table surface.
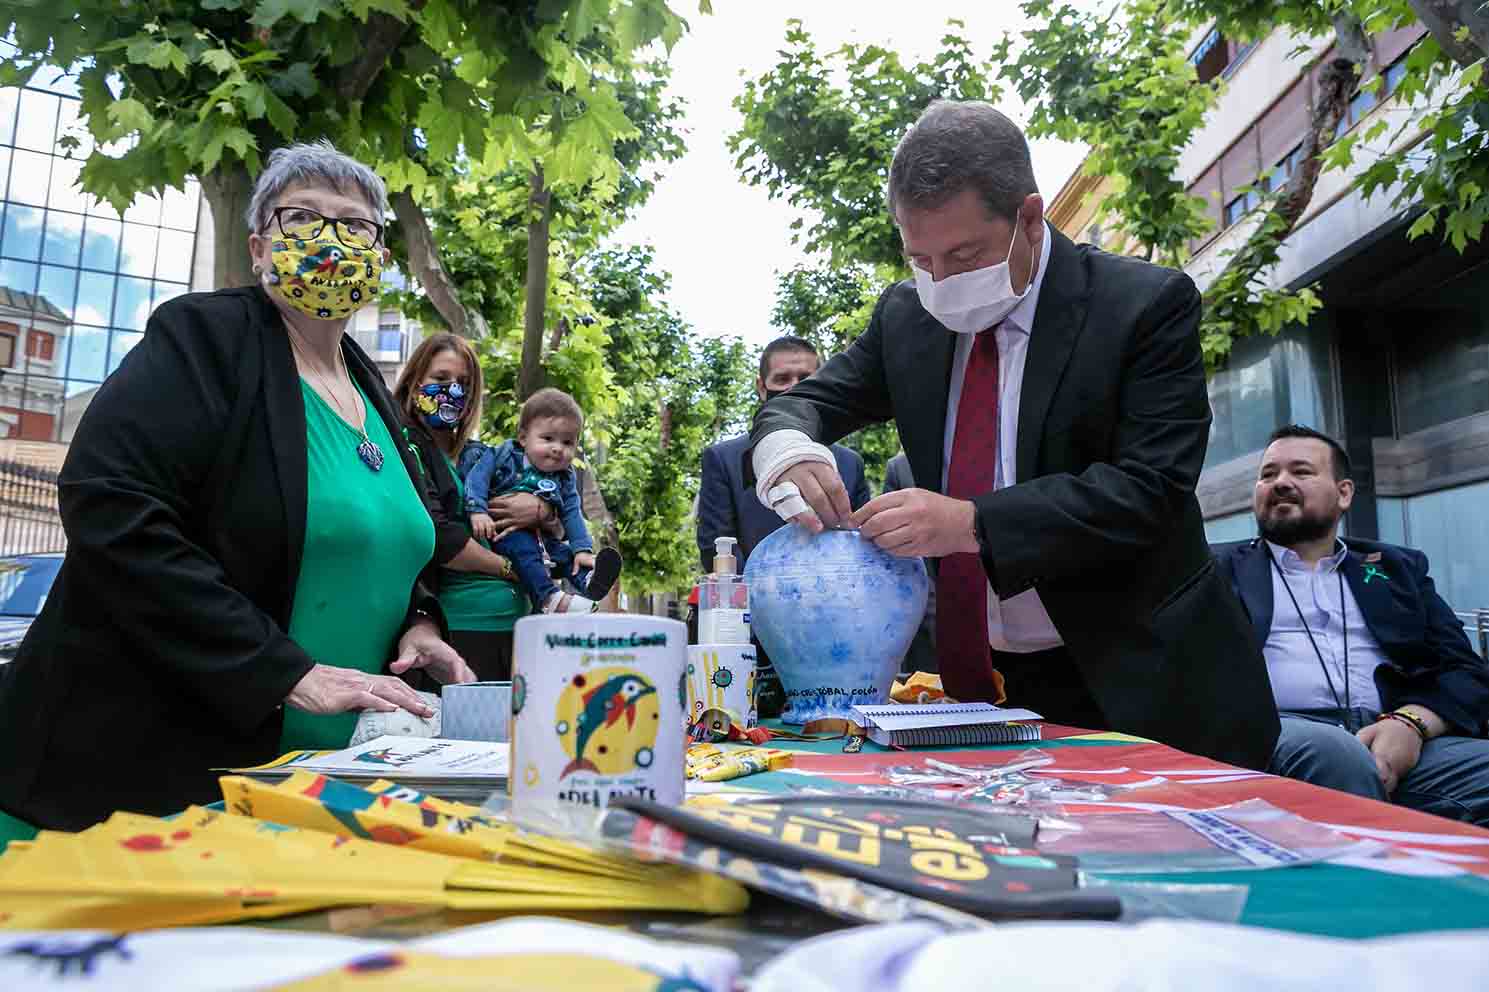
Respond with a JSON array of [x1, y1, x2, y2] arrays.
[[256, 722, 1489, 949]]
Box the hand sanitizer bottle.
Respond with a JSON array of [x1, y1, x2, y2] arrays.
[[698, 536, 750, 644]]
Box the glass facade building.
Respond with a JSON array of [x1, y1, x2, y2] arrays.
[[0, 71, 202, 443], [0, 65, 426, 438]]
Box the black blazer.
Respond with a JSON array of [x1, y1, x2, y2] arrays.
[[696, 433, 871, 572], [1214, 537, 1489, 736], [748, 230, 1279, 770], [403, 416, 476, 569], [0, 287, 444, 830]]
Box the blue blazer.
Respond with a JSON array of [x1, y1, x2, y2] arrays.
[[1213, 537, 1489, 736], [697, 434, 871, 571]]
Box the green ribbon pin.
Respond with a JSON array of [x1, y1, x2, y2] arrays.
[[1363, 565, 1390, 584]]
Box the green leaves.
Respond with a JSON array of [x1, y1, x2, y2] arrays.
[[126, 38, 189, 74], [249, 0, 337, 30], [730, 21, 997, 269], [200, 48, 238, 75], [105, 98, 155, 136], [617, 0, 683, 53]]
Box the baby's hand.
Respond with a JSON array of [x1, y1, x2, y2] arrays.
[[573, 551, 596, 574], [470, 512, 497, 541]]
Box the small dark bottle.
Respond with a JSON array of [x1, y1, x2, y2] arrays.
[[685, 585, 700, 644]]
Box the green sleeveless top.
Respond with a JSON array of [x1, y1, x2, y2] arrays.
[[437, 450, 529, 633], [280, 379, 434, 752]]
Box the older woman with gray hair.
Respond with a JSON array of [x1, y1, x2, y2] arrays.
[[0, 141, 474, 837]]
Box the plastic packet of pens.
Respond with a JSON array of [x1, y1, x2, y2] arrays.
[[685, 743, 792, 781]]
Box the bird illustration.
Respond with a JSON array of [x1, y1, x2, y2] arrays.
[[561, 674, 657, 778], [297, 245, 344, 276]]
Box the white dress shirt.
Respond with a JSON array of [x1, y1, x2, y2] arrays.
[[1263, 540, 1386, 713], [940, 222, 1061, 652]]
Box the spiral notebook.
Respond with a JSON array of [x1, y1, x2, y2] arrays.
[[851, 702, 1043, 748]]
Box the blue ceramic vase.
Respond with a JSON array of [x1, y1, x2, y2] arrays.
[[744, 527, 930, 724]]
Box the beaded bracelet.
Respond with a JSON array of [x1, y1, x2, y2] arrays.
[[1378, 710, 1429, 742]]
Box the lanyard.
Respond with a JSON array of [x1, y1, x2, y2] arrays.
[[1266, 545, 1351, 722]]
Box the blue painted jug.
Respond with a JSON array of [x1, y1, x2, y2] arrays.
[[744, 526, 930, 723]]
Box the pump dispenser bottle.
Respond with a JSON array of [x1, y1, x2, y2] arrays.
[[697, 536, 750, 644]]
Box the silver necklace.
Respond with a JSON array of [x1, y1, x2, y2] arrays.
[[289, 332, 384, 472]]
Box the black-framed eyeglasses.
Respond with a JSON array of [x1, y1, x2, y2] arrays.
[[264, 205, 384, 250]]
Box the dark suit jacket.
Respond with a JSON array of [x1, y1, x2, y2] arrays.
[[748, 230, 1279, 770], [403, 416, 475, 570], [1214, 537, 1489, 736], [0, 287, 445, 830], [696, 433, 871, 572]]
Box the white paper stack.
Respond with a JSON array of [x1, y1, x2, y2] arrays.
[[237, 735, 509, 802]]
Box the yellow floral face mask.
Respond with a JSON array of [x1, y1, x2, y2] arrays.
[[268, 221, 383, 320]]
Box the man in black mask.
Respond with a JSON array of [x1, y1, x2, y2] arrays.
[[1214, 425, 1489, 824], [696, 337, 872, 716], [697, 336, 872, 572]]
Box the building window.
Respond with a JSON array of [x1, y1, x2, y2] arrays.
[[1205, 320, 1338, 469], [1382, 55, 1410, 99], [377, 326, 402, 355], [1223, 190, 1262, 227], [1392, 262, 1489, 435], [1264, 144, 1305, 194], [0, 331, 14, 368], [25, 330, 53, 360], [1190, 28, 1229, 84], [1336, 86, 1380, 138]]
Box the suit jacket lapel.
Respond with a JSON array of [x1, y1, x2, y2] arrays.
[[1016, 230, 1090, 483], [901, 301, 955, 495], [1235, 540, 1274, 646], [256, 290, 308, 622], [1341, 545, 1401, 647]]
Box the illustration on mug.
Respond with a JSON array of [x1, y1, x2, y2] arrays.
[[556, 667, 661, 779]]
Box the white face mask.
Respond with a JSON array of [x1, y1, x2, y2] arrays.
[[913, 220, 1030, 334]]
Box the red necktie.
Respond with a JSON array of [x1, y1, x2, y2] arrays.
[[937, 328, 1001, 701]]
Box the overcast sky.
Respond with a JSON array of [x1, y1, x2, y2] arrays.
[[612, 1, 1105, 348]]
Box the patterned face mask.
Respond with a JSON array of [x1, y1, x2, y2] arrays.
[[267, 221, 383, 320], [415, 381, 466, 430]]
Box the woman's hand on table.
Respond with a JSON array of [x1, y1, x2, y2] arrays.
[[286, 664, 435, 717], [389, 619, 476, 685]]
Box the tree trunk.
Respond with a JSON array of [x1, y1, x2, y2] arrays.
[[393, 188, 489, 338], [336, 11, 414, 103], [516, 166, 553, 402], [200, 163, 256, 290], [1202, 23, 1365, 303], [1408, 0, 1489, 67], [658, 399, 673, 451], [1331, 13, 1371, 67], [548, 316, 570, 353]]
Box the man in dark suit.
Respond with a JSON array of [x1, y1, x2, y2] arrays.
[[697, 336, 871, 572], [748, 100, 1278, 770], [882, 451, 938, 674], [1214, 425, 1489, 824]]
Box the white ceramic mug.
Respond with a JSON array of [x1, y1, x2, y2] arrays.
[[510, 614, 688, 810], [440, 681, 512, 742], [686, 644, 758, 730]]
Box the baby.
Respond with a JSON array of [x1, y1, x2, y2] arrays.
[[460, 388, 622, 613]]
